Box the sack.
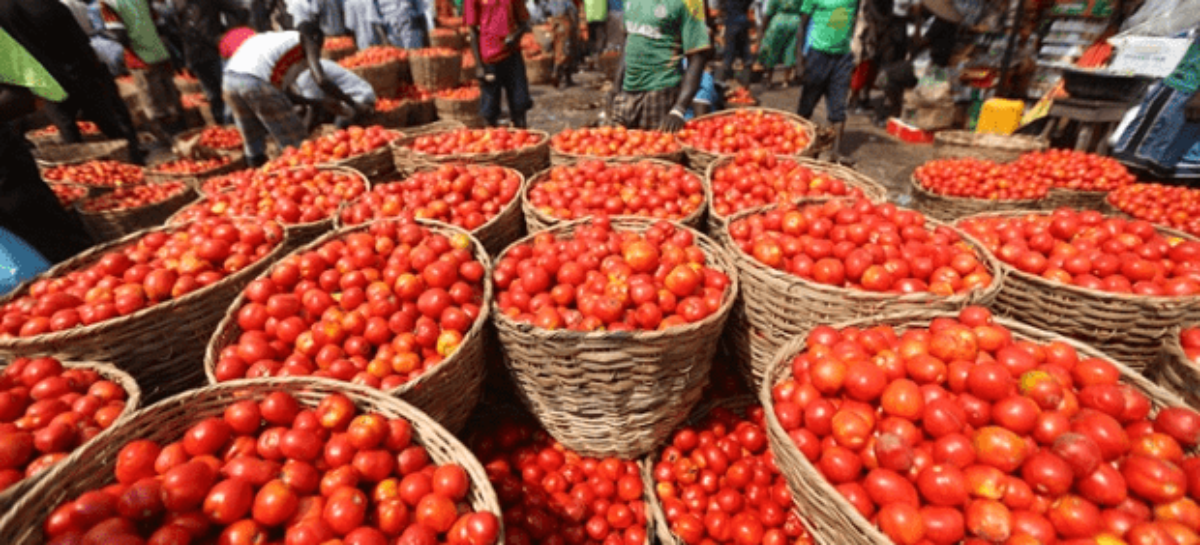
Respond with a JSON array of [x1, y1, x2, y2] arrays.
[[913, 66, 952, 107]]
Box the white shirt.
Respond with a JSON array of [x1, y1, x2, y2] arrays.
[[224, 31, 309, 88], [294, 59, 377, 105], [286, 0, 321, 26]]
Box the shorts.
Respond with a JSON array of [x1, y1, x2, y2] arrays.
[[610, 86, 679, 130]]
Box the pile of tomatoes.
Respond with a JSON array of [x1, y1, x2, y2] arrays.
[[957, 208, 1200, 296], [652, 404, 815, 545], [199, 169, 256, 196], [710, 150, 872, 220], [677, 110, 811, 156], [526, 160, 704, 223], [727, 199, 993, 295], [772, 305, 1200, 545], [407, 128, 543, 156], [79, 181, 190, 213], [339, 164, 522, 230], [0, 356, 130, 494], [1012, 149, 1135, 192], [1180, 327, 1200, 363], [150, 156, 233, 176], [550, 127, 680, 158], [339, 46, 408, 68], [725, 88, 756, 106], [49, 184, 89, 208], [29, 121, 101, 138], [471, 419, 648, 545], [269, 126, 398, 169], [435, 85, 480, 101], [1107, 183, 1200, 239], [493, 218, 731, 331], [375, 97, 407, 113], [913, 158, 1048, 201], [398, 84, 434, 102], [0, 218, 283, 336], [42, 161, 144, 189], [211, 219, 487, 390], [42, 390, 500, 545], [174, 166, 367, 226], [324, 35, 355, 51], [196, 126, 244, 151], [412, 47, 458, 59]]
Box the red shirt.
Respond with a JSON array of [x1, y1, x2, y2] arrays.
[[463, 0, 528, 63]]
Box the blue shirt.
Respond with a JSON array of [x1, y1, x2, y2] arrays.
[[685, 70, 717, 119], [344, 0, 384, 49], [0, 227, 49, 296]]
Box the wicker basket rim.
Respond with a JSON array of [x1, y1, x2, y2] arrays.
[[146, 153, 246, 177], [0, 218, 290, 349], [169, 165, 371, 228], [74, 183, 195, 217], [703, 154, 888, 224], [718, 198, 1007, 304], [521, 158, 706, 228], [491, 215, 740, 341], [394, 129, 551, 161], [676, 107, 817, 157], [957, 208, 1200, 305], [33, 139, 130, 168], [203, 217, 493, 400], [546, 128, 684, 158], [909, 173, 1045, 205]]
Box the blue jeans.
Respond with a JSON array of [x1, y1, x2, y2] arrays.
[[480, 54, 533, 125], [722, 14, 752, 78], [223, 72, 307, 164], [797, 50, 855, 123]]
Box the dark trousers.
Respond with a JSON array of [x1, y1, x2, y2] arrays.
[[0, 124, 93, 263], [190, 55, 228, 124], [797, 50, 855, 124], [480, 53, 533, 126], [43, 70, 144, 164], [587, 21, 607, 55], [721, 15, 752, 80]]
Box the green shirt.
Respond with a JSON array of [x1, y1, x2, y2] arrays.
[[621, 0, 711, 93], [0, 28, 66, 102], [99, 0, 171, 65], [1165, 40, 1200, 95], [800, 0, 856, 55], [585, 0, 607, 23]]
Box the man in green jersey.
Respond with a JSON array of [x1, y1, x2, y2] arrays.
[[795, 0, 858, 161], [611, 0, 712, 132]]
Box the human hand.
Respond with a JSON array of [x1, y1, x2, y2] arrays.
[[659, 109, 687, 133]]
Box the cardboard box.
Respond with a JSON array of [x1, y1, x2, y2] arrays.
[[1107, 36, 1193, 78], [887, 118, 936, 144]]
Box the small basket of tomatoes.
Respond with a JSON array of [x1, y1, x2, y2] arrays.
[[521, 158, 707, 233], [718, 198, 1003, 389], [642, 395, 818, 545], [204, 218, 492, 433], [490, 216, 738, 458], [39, 159, 146, 196], [762, 305, 1200, 545], [320, 34, 358, 62], [1013, 150, 1135, 213], [393, 127, 551, 177], [909, 157, 1048, 222], [0, 356, 140, 516], [0, 218, 288, 403], [704, 151, 887, 234], [76, 180, 199, 243], [339, 46, 409, 99], [433, 85, 483, 124], [0, 377, 504, 545], [675, 108, 816, 172], [549, 126, 685, 166], [1161, 325, 1200, 409], [957, 208, 1200, 373], [24, 122, 107, 148], [173, 125, 245, 157], [269, 125, 403, 182], [144, 153, 248, 188], [410, 48, 464, 92]]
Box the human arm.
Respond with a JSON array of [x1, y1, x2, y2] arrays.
[[469, 27, 493, 80], [297, 21, 362, 111], [660, 48, 711, 132], [504, 0, 532, 49], [794, 12, 810, 77]]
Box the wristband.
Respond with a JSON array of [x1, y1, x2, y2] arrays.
[[669, 108, 686, 119]]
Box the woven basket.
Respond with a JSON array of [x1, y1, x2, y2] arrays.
[[1044, 187, 1116, 213], [1160, 324, 1200, 408], [679, 108, 817, 172], [408, 97, 438, 125], [703, 154, 888, 234], [434, 96, 482, 122], [144, 153, 248, 188], [525, 55, 554, 84], [173, 125, 244, 156], [549, 132, 686, 166], [350, 59, 403, 99], [0, 376, 503, 545], [370, 101, 412, 129], [909, 174, 1046, 222], [411, 53, 463, 91], [959, 209, 1200, 373], [404, 119, 466, 137], [33, 139, 130, 168], [761, 310, 1195, 545], [719, 201, 1004, 389], [431, 29, 466, 50], [492, 217, 739, 458], [24, 129, 107, 148], [76, 184, 198, 243], [0, 359, 140, 517], [47, 182, 97, 210], [393, 129, 551, 177], [205, 219, 491, 433], [0, 221, 287, 403], [168, 165, 370, 253], [322, 130, 403, 181], [321, 44, 358, 62], [521, 158, 707, 233], [932, 130, 1048, 162]]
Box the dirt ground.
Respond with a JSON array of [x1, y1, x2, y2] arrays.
[[523, 68, 939, 206]]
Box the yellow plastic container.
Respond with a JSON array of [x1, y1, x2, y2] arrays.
[[976, 98, 1025, 135]]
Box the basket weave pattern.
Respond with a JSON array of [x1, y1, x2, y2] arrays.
[[1160, 324, 1200, 408], [76, 184, 198, 243], [411, 54, 462, 91], [349, 60, 403, 99], [491, 217, 739, 458], [910, 175, 1045, 222]]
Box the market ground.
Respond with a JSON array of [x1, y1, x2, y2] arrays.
[[523, 70, 934, 207]]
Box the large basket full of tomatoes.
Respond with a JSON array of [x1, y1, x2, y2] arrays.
[[434, 85, 483, 123], [1107, 182, 1200, 238], [410, 48, 463, 92], [205, 218, 492, 433], [339, 46, 409, 99], [549, 126, 684, 165], [270, 125, 403, 181], [145, 154, 247, 187], [1161, 325, 1200, 409], [490, 216, 738, 458], [174, 125, 245, 156], [675, 108, 816, 172], [393, 127, 551, 177], [76, 180, 198, 243], [0, 378, 504, 545], [0, 356, 140, 515], [958, 208, 1200, 372], [321, 34, 357, 61], [1015, 149, 1135, 212], [762, 305, 1200, 545], [339, 163, 526, 256], [40, 160, 144, 196], [522, 159, 707, 233], [718, 198, 1002, 389], [910, 158, 1047, 222], [704, 150, 888, 234], [0, 218, 287, 402], [170, 165, 370, 253], [643, 396, 817, 545]]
